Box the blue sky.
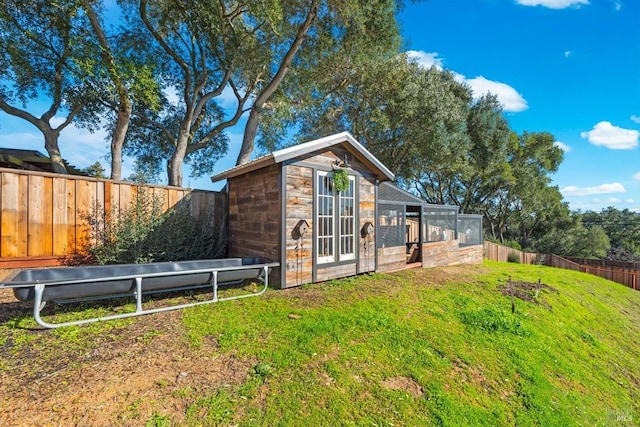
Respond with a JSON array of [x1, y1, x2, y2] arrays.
[[399, 0, 640, 212], [0, 0, 638, 212]]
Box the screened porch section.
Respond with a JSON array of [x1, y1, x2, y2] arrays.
[[458, 214, 483, 247], [376, 182, 484, 272], [423, 204, 458, 243]]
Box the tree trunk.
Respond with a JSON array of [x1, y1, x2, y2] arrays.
[[167, 130, 189, 186], [167, 155, 183, 187], [236, 108, 261, 165], [110, 102, 131, 180], [82, 0, 131, 181], [236, 2, 318, 166], [43, 129, 68, 174]]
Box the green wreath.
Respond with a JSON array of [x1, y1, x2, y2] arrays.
[[333, 169, 349, 193]]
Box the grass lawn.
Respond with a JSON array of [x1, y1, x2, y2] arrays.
[[1, 261, 639, 426]]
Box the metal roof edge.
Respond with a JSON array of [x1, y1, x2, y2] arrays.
[[211, 132, 395, 183], [210, 154, 275, 182], [273, 132, 394, 181]]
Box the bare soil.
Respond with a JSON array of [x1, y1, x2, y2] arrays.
[[0, 268, 254, 427], [497, 279, 558, 309], [380, 376, 423, 398]]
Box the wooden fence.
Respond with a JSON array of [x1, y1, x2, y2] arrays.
[[482, 241, 547, 265], [547, 254, 638, 290], [0, 168, 220, 268], [483, 241, 639, 291]]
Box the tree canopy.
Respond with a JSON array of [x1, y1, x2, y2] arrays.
[[2, 0, 632, 261], [0, 0, 94, 173]]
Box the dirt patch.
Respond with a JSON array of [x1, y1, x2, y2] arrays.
[[0, 307, 254, 426], [380, 376, 423, 398], [497, 280, 558, 309]]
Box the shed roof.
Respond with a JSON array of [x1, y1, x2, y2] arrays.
[[211, 132, 395, 183], [378, 182, 425, 205]]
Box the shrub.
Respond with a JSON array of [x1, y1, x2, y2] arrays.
[[507, 251, 521, 264], [85, 188, 226, 264]]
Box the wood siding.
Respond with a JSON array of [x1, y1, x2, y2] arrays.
[[422, 240, 483, 268], [282, 146, 380, 288], [376, 246, 406, 273], [358, 176, 377, 274], [284, 164, 314, 287], [227, 163, 281, 285], [0, 168, 218, 268]]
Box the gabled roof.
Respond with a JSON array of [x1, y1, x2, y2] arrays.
[[211, 132, 395, 183]]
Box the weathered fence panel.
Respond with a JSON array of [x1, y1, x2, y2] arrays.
[[483, 241, 546, 264], [484, 241, 638, 291], [0, 168, 220, 268], [562, 256, 640, 270]]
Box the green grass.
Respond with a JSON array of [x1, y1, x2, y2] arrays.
[[2, 261, 639, 425], [180, 261, 640, 426]]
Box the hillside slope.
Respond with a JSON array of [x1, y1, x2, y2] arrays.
[[1, 261, 638, 425]]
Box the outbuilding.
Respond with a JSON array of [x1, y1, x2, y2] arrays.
[[211, 132, 482, 289]]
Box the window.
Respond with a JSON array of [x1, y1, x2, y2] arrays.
[[317, 171, 356, 263]]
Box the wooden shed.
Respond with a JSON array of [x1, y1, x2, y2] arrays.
[[211, 132, 394, 289]]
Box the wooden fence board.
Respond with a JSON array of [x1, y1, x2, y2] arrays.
[[0, 168, 220, 267], [1, 173, 18, 257], [52, 178, 67, 256], [27, 174, 46, 256]]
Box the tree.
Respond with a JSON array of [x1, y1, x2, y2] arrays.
[[258, 54, 469, 179], [78, 0, 131, 180], [497, 131, 564, 247], [582, 207, 640, 260], [532, 214, 610, 258], [0, 0, 92, 173], [120, 0, 405, 185], [236, 0, 404, 166], [118, 0, 252, 186], [411, 94, 512, 216], [82, 161, 106, 178]]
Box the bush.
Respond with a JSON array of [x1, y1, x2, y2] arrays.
[[507, 251, 521, 264], [85, 188, 226, 264]]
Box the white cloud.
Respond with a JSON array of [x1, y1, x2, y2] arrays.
[[592, 197, 634, 205], [580, 121, 639, 149], [614, 1, 622, 11], [564, 50, 572, 58], [407, 50, 528, 113], [593, 197, 622, 203], [465, 76, 529, 112], [560, 182, 626, 196], [406, 50, 444, 70], [515, 0, 589, 9], [633, 172, 640, 180], [554, 141, 571, 152], [631, 115, 640, 124]]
